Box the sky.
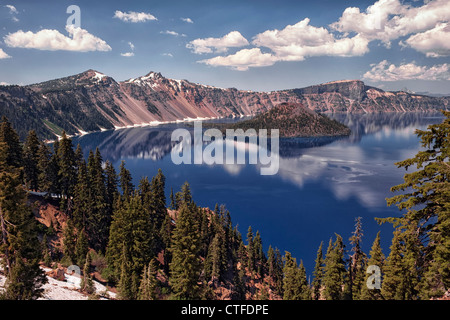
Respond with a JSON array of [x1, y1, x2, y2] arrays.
[[0, 0, 449, 94]]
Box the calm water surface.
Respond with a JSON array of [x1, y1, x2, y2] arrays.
[[73, 112, 445, 274]]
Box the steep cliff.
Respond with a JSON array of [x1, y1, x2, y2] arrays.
[[0, 70, 448, 139]]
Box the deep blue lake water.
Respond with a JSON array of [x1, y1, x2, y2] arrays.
[[73, 112, 445, 276]]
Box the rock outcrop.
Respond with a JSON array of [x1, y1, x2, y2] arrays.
[[0, 70, 448, 139]]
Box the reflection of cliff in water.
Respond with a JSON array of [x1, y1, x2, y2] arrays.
[[72, 112, 445, 163], [73, 127, 178, 163], [329, 112, 445, 143]]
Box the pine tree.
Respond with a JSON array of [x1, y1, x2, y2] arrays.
[[62, 219, 76, 265], [36, 141, 52, 193], [80, 252, 95, 295], [0, 141, 46, 299], [119, 160, 134, 200], [138, 258, 159, 300], [253, 231, 265, 277], [74, 228, 89, 267], [72, 159, 91, 230], [385, 110, 450, 298], [150, 169, 167, 232], [104, 160, 118, 212], [169, 187, 175, 210], [312, 241, 324, 300], [86, 148, 109, 252], [106, 192, 154, 287], [323, 234, 347, 300], [169, 203, 201, 299], [360, 231, 385, 300], [175, 181, 193, 209], [246, 226, 255, 274], [22, 130, 40, 191], [0, 116, 22, 168], [160, 213, 173, 274], [381, 230, 405, 300], [348, 217, 367, 300], [47, 140, 61, 196], [117, 244, 134, 300], [282, 251, 301, 300], [57, 132, 77, 210], [298, 260, 311, 300]]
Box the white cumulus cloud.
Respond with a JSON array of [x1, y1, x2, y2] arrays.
[[181, 17, 193, 23], [113, 10, 157, 23], [404, 22, 450, 57], [253, 18, 369, 61], [0, 48, 11, 59], [4, 25, 112, 52], [187, 31, 249, 54], [363, 60, 450, 81], [191, 0, 450, 72], [200, 48, 278, 71], [330, 0, 450, 47]]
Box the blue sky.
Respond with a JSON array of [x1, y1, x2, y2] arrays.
[[0, 0, 449, 93]]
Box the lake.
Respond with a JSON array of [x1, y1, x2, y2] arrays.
[[73, 112, 445, 275]]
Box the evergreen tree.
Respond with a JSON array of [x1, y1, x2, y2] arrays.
[[0, 116, 22, 168], [169, 203, 202, 299], [117, 244, 134, 300], [361, 231, 385, 300], [282, 251, 301, 300], [0, 141, 46, 299], [57, 132, 77, 210], [348, 217, 367, 300], [74, 228, 89, 267], [205, 233, 222, 282], [36, 141, 52, 193], [160, 213, 173, 274], [22, 130, 40, 191], [47, 140, 61, 196], [268, 245, 284, 295], [80, 252, 95, 295], [104, 160, 118, 212], [312, 241, 324, 300], [298, 260, 311, 300], [253, 231, 265, 277], [119, 160, 134, 200], [169, 187, 175, 210], [138, 258, 159, 300], [323, 234, 347, 300], [381, 230, 405, 300], [72, 159, 91, 230], [86, 148, 109, 252], [246, 226, 255, 274], [62, 219, 76, 265], [106, 193, 154, 286], [150, 169, 167, 231], [175, 181, 193, 209], [385, 110, 450, 298]]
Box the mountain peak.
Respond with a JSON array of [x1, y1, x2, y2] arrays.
[[142, 71, 164, 80]]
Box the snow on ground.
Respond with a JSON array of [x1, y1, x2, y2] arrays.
[[0, 267, 116, 300]]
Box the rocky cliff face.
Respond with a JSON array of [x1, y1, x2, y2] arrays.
[[0, 70, 448, 139], [289, 80, 449, 113]]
